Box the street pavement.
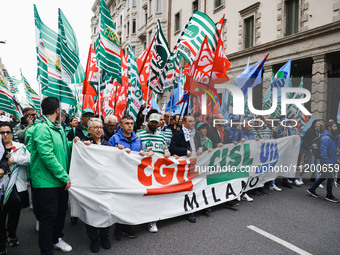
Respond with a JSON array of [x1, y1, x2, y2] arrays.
[[8, 180, 340, 255]]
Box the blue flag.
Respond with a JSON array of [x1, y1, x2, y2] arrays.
[[151, 97, 161, 112], [235, 54, 269, 96], [301, 115, 315, 136]]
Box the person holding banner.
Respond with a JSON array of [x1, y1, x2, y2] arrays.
[[169, 115, 203, 223], [0, 122, 30, 253], [108, 115, 143, 240], [137, 113, 170, 233], [74, 118, 112, 253], [30, 97, 72, 254]]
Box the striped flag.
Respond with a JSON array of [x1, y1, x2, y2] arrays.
[[58, 8, 85, 84], [148, 20, 170, 94], [21, 70, 41, 113], [7, 75, 20, 95], [159, 11, 219, 91], [127, 46, 143, 121], [96, 0, 121, 84], [177, 11, 218, 65], [34, 5, 76, 106], [0, 74, 20, 118]]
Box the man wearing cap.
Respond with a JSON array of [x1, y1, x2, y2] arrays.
[[67, 108, 94, 141], [137, 113, 170, 233]]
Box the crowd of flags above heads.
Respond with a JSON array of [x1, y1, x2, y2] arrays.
[[1, 0, 333, 125]]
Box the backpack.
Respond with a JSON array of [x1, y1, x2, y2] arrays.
[[311, 136, 321, 159]]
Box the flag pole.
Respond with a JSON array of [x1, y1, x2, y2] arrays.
[[144, 64, 152, 122], [97, 61, 101, 119]]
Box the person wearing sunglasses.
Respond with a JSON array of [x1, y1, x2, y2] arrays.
[[0, 121, 30, 254]]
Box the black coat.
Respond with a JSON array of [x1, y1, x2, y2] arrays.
[[169, 129, 201, 156], [67, 124, 87, 141], [207, 126, 229, 148], [0, 139, 8, 174], [82, 134, 110, 146]]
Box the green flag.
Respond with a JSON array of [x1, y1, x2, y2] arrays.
[[0, 74, 20, 118], [127, 46, 143, 121], [21, 70, 41, 113], [148, 20, 170, 94], [34, 5, 76, 106], [96, 0, 121, 84], [58, 8, 85, 84], [7, 75, 20, 95]]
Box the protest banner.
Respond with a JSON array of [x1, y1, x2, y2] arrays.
[[69, 135, 300, 227]]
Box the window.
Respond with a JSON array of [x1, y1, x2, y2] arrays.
[[215, 0, 222, 8], [145, 11, 148, 25], [133, 0, 136, 6], [244, 16, 254, 49], [149, 0, 153, 16], [285, 0, 299, 36], [132, 19, 136, 34], [175, 12, 181, 32], [148, 30, 153, 44], [120, 15, 122, 26], [93, 26, 97, 34], [131, 46, 136, 55], [143, 42, 147, 50], [127, 21, 130, 35], [157, 0, 162, 12], [192, 0, 199, 12], [127, 0, 130, 8]]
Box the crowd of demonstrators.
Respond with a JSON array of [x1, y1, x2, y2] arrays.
[[0, 101, 340, 255]]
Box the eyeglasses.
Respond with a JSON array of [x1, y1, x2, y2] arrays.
[[90, 126, 103, 130], [0, 131, 12, 135]]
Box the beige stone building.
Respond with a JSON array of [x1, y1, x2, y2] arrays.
[[91, 0, 340, 120]]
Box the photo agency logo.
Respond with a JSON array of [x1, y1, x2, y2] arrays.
[[189, 77, 313, 128]]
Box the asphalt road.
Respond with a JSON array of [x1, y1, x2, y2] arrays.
[[7, 180, 340, 255]]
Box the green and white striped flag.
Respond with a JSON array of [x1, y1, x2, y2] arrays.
[[0, 74, 20, 118], [21, 70, 41, 113], [7, 75, 20, 95], [127, 46, 143, 121], [177, 11, 218, 65], [34, 5, 76, 106], [148, 20, 170, 94], [58, 8, 85, 84], [96, 0, 121, 84]]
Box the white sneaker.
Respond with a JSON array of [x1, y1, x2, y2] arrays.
[[269, 185, 282, 191], [35, 221, 39, 231], [299, 178, 304, 184], [294, 179, 302, 186], [148, 222, 158, 233], [287, 179, 293, 184], [236, 195, 241, 202], [241, 193, 253, 202], [54, 238, 72, 252], [319, 184, 324, 188]]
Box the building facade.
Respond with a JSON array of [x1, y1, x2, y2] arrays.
[[91, 0, 340, 120]]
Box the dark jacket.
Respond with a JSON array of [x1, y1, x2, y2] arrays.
[[82, 134, 110, 146], [0, 138, 9, 174], [103, 128, 115, 141], [67, 124, 88, 141], [169, 129, 201, 156], [302, 120, 320, 150], [109, 128, 142, 152], [207, 126, 229, 148]]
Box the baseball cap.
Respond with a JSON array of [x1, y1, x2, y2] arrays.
[[149, 113, 160, 123], [82, 108, 95, 116]]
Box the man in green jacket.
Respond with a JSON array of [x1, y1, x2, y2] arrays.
[[30, 97, 72, 255]]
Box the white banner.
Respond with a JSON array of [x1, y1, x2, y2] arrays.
[[69, 136, 300, 227]]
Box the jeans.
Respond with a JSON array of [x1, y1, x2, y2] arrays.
[[32, 187, 68, 255], [310, 178, 334, 197], [305, 150, 320, 179]]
